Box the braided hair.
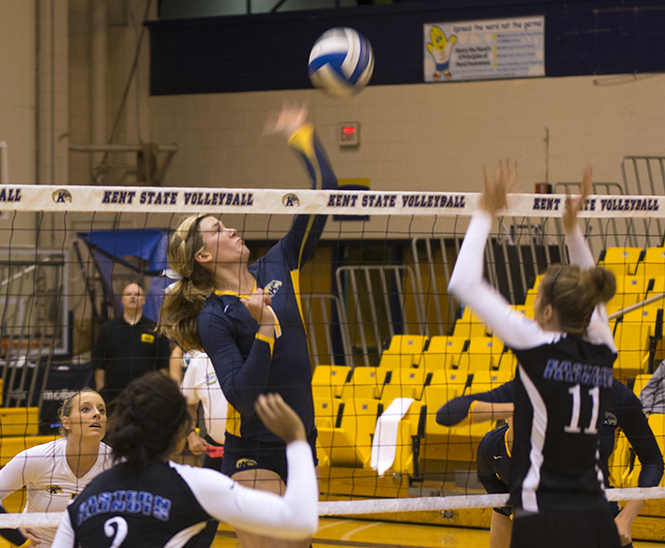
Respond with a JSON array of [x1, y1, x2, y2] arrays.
[[106, 372, 191, 468]]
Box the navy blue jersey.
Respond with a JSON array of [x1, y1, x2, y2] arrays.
[[440, 379, 663, 489], [511, 336, 616, 512], [55, 442, 318, 548], [441, 379, 663, 515], [198, 125, 337, 446]]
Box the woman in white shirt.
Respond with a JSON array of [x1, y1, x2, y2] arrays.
[[0, 389, 111, 546]]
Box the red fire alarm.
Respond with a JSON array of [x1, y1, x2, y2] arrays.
[[338, 123, 360, 147]]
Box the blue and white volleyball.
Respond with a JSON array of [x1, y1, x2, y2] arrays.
[[308, 28, 374, 97]]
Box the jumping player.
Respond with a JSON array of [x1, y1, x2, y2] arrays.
[[0, 389, 111, 547], [448, 162, 620, 548], [51, 373, 318, 548], [437, 378, 664, 547], [159, 103, 335, 548]]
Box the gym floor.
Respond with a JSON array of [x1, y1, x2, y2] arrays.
[[210, 518, 665, 547]]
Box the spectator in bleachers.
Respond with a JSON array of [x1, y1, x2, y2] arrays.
[[93, 282, 170, 408], [639, 361, 665, 416]]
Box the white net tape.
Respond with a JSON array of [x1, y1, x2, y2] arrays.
[[0, 184, 662, 218], [4, 487, 665, 529]]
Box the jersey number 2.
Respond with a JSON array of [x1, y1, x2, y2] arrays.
[[564, 385, 600, 434], [104, 516, 128, 548]]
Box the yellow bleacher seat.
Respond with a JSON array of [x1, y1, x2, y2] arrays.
[[378, 334, 428, 369], [317, 398, 382, 468], [312, 365, 352, 399], [498, 349, 518, 373], [457, 337, 503, 374], [646, 276, 665, 299], [613, 320, 651, 380], [609, 429, 632, 487], [380, 368, 430, 404], [635, 247, 665, 279], [421, 369, 491, 463], [420, 336, 467, 372], [607, 275, 648, 314], [314, 397, 341, 467], [632, 373, 652, 396], [313, 397, 341, 430], [468, 370, 513, 394], [453, 311, 490, 339], [0, 407, 40, 437], [599, 247, 644, 278], [340, 367, 387, 400]]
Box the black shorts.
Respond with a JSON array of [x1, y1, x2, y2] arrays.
[[221, 429, 318, 483], [511, 504, 621, 548]]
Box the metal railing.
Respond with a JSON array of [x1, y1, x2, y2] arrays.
[[0, 251, 69, 410], [301, 293, 353, 368], [336, 265, 424, 368]]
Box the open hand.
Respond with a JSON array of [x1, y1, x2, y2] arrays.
[[263, 103, 309, 139], [562, 164, 592, 231], [480, 160, 517, 215]]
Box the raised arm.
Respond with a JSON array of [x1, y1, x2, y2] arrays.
[[448, 162, 551, 350], [265, 104, 338, 270], [561, 165, 595, 269], [561, 166, 616, 348]]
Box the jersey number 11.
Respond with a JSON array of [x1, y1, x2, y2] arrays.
[[564, 385, 600, 435]]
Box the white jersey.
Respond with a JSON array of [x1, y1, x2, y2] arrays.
[[0, 437, 112, 547], [181, 350, 228, 444]]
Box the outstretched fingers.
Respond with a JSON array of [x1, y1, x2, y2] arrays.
[[263, 103, 309, 138]]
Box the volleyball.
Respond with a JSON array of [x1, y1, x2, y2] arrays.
[[308, 27, 374, 97]]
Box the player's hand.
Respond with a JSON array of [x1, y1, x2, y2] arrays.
[[614, 510, 633, 546], [562, 164, 592, 231], [255, 393, 306, 444], [240, 288, 275, 328], [187, 431, 207, 456], [480, 160, 516, 215], [263, 103, 309, 139], [19, 527, 41, 545]]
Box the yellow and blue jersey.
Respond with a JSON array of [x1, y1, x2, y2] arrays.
[[198, 124, 336, 445]]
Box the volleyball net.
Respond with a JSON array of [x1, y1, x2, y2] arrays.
[[1, 183, 665, 529]]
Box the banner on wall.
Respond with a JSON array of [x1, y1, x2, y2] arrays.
[[423, 16, 545, 83]]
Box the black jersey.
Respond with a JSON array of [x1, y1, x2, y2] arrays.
[[66, 462, 209, 548], [448, 210, 619, 520], [53, 441, 318, 548], [510, 335, 616, 512]]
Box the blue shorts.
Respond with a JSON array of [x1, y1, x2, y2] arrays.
[[221, 429, 318, 483]]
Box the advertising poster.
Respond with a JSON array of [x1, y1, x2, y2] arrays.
[[424, 16, 545, 82]]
